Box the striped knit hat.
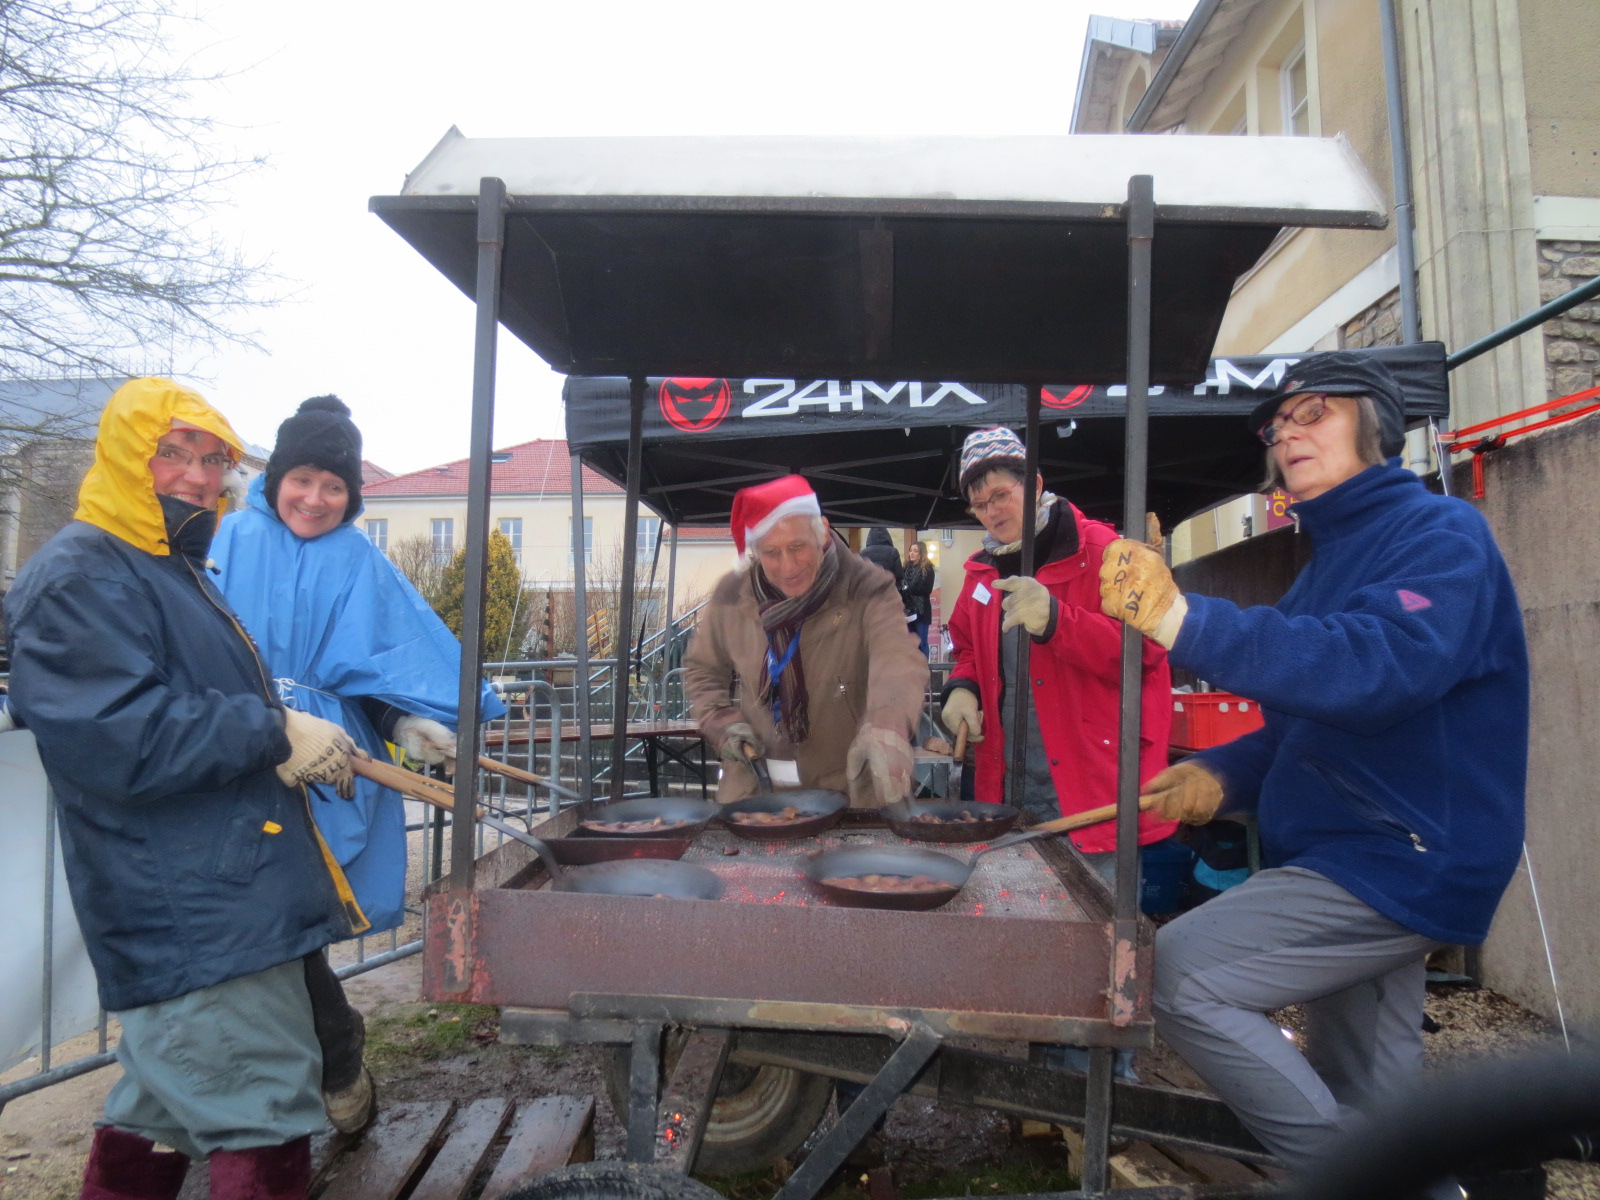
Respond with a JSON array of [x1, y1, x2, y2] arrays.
[[958, 427, 1027, 495]]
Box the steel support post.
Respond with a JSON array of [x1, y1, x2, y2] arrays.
[[1004, 386, 1044, 811], [654, 1026, 732, 1172], [1086, 171, 1157, 1196], [773, 1025, 942, 1200], [626, 1019, 664, 1163], [570, 452, 593, 804], [664, 523, 680, 661], [610, 378, 646, 801], [451, 175, 505, 888]]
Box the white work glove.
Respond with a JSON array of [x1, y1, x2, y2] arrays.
[[846, 725, 914, 808], [393, 715, 457, 767], [276, 708, 357, 798], [940, 688, 983, 744], [992, 576, 1056, 638]]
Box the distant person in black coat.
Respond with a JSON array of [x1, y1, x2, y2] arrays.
[[859, 527, 903, 585]]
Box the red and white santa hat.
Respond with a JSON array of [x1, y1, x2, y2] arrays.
[[730, 474, 821, 555]]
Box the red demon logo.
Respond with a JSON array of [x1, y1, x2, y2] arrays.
[[1041, 384, 1093, 410], [658, 378, 731, 433]]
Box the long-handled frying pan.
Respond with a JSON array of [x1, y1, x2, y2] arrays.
[[574, 797, 721, 838], [802, 798, 1154, 911], [880, 799, 1020, 843], [717, 789, 849, 841], [350, 757, 718, 896], [478, 815, 724, 899]]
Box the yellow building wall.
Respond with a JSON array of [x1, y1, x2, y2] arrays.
[[357, 492, 735, 617], [1521, 0, 1600, 197]]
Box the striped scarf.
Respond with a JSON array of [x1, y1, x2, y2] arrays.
[[752, 541, 841, 743]]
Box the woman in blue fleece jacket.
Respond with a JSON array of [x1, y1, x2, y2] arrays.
[[1097, 351, 1528, 1182]]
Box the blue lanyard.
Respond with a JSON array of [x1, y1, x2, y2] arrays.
[[765, 635, 800, 724]]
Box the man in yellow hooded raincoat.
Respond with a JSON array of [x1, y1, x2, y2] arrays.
[[4, 379, 363, 1200]]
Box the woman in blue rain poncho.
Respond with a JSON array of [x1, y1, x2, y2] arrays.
[[212, 396, 505, 1131], [213, 396, 505, 932]]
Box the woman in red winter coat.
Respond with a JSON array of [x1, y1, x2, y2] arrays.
[[940, 427, 1177, 870]]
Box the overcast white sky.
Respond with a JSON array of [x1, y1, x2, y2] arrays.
[[184, 0, 1199, 473]]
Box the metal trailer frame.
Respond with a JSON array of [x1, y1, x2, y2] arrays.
[[370, 135, 1390, 1196]]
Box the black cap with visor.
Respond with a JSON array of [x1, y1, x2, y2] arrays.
[[1247, 350, 1408, 457]]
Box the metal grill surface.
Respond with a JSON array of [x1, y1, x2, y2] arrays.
[[667, 827, 1091, 921]]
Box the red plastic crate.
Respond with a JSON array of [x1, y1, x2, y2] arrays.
[[1169, 691, 1265, 751]]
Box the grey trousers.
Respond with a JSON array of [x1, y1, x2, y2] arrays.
[[102, 959, 327, 1159], [1153, 866, 1439, 1176]]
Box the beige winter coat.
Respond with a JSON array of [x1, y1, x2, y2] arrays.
[[683, 540, 929, 805]]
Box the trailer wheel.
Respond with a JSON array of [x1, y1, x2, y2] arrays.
[[501, 1162, 725, 1200], [605, 1039, 834, 1175]]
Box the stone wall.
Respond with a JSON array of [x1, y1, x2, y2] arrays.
[[1338, 288, 1403, 350], [1538, 241, 1600, 399], [1466, 411, 1600, 1032]]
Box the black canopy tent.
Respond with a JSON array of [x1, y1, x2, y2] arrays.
[[370, 131, 1393, 1196], [562, 343, 1448, 532]]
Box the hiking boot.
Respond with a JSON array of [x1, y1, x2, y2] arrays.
[[322, 1066, 375, 1135]]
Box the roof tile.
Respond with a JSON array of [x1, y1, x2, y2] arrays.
[[363, 439, 624, 498]]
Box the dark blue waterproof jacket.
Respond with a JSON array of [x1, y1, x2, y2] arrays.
[[4, 378, 364, 1010], [1174, 464, 1528, 945], [6, 520, 365, 1010]]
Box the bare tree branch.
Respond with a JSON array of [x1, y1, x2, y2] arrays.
[[0, 0, 271, 384]]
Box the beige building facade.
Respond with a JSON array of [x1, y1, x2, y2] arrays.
[[360, 439, 738, 624], [1076, 0, 1600, 1026]]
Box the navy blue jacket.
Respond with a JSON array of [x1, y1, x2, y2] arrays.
[[1173, 464, 1527, 945], [5, 519, 363, 1011]]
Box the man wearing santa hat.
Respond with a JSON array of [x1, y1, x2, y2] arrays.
[[683, 475, 928, 807]]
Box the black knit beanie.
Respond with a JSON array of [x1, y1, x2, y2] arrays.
[[265, 395, 363, 523]]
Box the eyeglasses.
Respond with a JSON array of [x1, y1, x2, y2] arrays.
[[1258, 394, 1330, 446], [965, 482, 1019, 517], [152, 444, 232, 472]]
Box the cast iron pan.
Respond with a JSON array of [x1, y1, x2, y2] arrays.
[[801, 844, 971, 911], [881, 799, 1021, 844], [481, 815, 723, 899], [576, 797, 720, 838], [801, 801, 1145, 910], [717, 789, 849, 841]]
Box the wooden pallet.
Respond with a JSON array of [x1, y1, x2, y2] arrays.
[[175, 1096, 594, 1200]]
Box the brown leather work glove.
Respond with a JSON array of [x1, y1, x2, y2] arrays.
[[1099, 538, 1186, 649], [1140, 761, 1225, 824]]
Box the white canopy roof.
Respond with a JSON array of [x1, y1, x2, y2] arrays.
[[400, 128, 1385, 225]]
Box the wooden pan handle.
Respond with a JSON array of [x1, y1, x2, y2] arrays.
[[351, 755, 457, 811], [953, 719, 969, 764], [1030, 795, 1155, 835]]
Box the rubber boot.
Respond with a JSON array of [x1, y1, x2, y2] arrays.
[[79, 1126, 191, 1200], [207, 1137, 311, 1200]]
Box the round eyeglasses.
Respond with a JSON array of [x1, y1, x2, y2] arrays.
[[152, 444, 232, 471], [1258, 394, 1330, 446]]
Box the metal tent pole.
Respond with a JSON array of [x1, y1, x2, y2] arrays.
[[449, 175, 505, 889], [1004, 387, 1044, 810], [664, 522, 681, 708], [570, 451, 593, 804], [610, 377, 646, 801], [1084, 172, 1156, 1197]]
